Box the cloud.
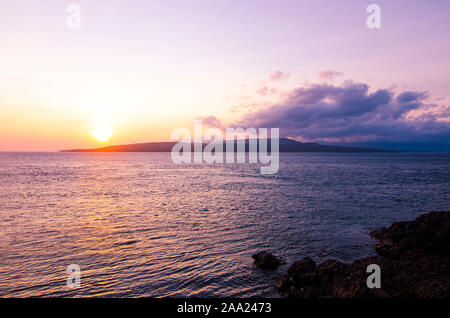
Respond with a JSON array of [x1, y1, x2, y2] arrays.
[[269, 70, 291, 81], [319, 70, 343, 81], [234, 81, 450, 144], [256, 85, 278, 96], [196, 115, 223, 129], [396, 91, 428, 103]]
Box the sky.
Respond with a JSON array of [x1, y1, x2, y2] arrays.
[[0, 0, 449, 151]]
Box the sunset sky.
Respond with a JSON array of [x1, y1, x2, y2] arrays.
[[0, 0, 449, 151]]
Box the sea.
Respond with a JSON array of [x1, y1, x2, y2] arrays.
[[0, 152, 449, 297]]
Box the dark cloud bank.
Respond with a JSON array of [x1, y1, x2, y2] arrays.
[[234, 81, 450, 152]]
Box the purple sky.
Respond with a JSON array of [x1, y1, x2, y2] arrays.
[[0, 0, 449, 150]]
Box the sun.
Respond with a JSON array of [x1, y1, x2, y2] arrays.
[[91, 125, 113, 142]]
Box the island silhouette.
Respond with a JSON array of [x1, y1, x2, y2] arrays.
[[62, 138, 394, 153]]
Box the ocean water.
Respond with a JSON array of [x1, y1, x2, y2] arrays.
[[0, 152, 449, 297]]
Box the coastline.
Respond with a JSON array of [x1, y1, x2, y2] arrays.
[[273, 211, 450, 298]]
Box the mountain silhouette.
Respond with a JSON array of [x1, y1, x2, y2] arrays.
[[62, 138, 393, 153]]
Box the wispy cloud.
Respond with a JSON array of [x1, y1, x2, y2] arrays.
[[196, 115, 223, 129], [256, 86, 278, 96], [319, 70, 343, 81], [269, 70, 291, 81]]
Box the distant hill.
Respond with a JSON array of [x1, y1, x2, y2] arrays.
[[62, 138, 393, 153]]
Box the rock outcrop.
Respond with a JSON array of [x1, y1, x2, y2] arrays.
[[252, 251, 282, 270], [276, 211, 450, 298]]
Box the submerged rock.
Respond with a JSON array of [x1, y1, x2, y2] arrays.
[[277, 211, 450, 298], [252, 251, 281, 270]]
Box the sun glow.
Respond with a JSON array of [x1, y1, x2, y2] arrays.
[[91, 125, 113, 142]]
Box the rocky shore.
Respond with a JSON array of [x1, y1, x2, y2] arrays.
[[256, 211, 450, 298]]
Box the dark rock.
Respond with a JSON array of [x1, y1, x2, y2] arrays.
[[294, 286, 320, 298], [252, 251, 281, 270], [275, 274, 291, 292], [288, 257, 316, 275], [277, 211, 450, 298], [287, 257, 317, 286], [370, 211, 450, 258]]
